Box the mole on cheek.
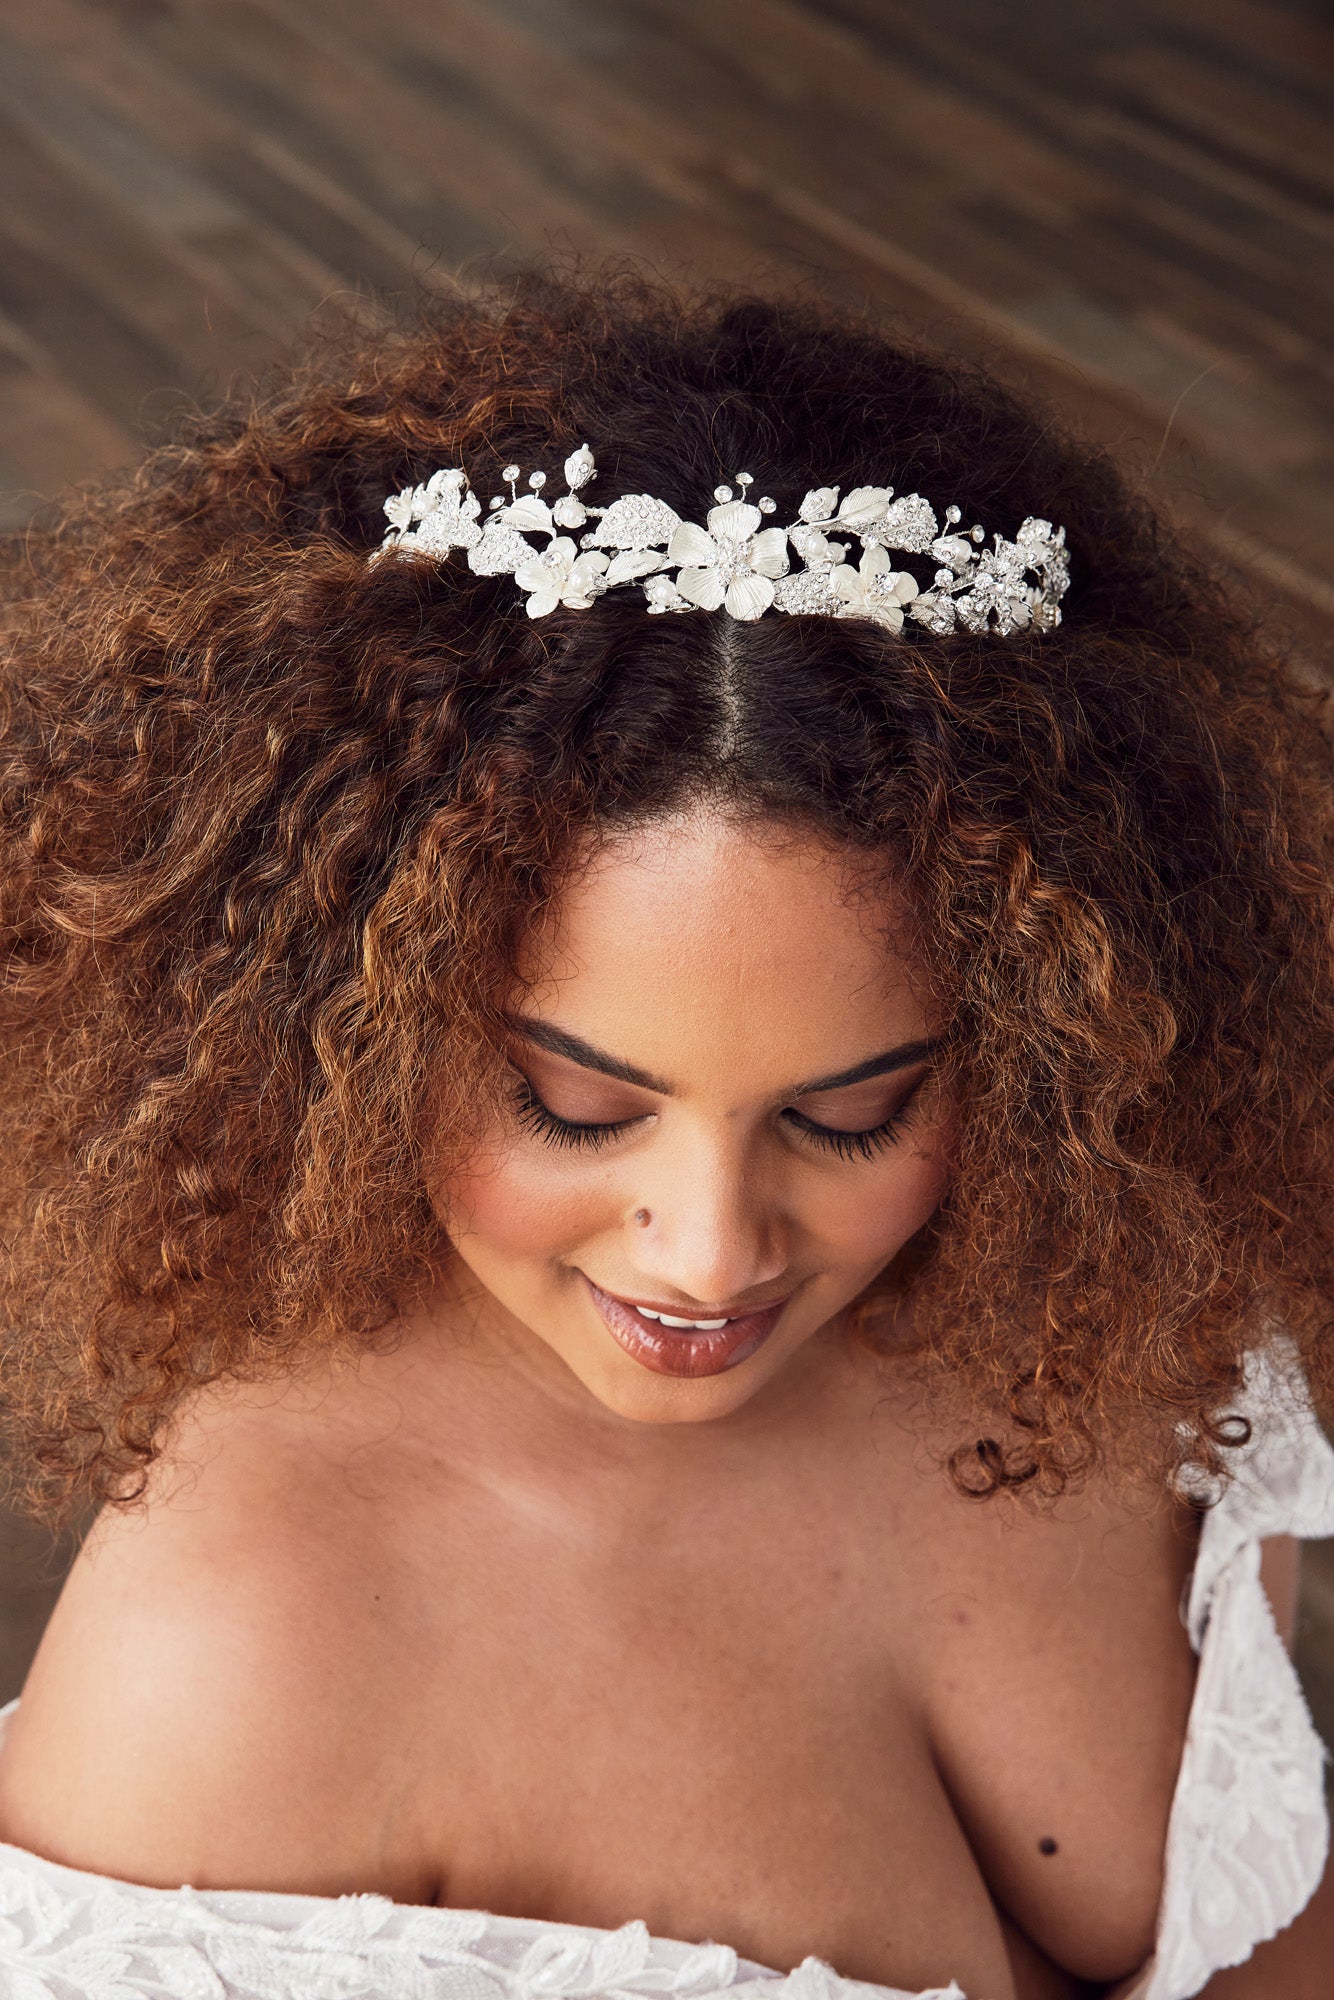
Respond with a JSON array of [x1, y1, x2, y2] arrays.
[[1038, 1836, 1059, 1856]]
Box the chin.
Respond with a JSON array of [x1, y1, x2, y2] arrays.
[[582, 1365, 772, 1426], [563, 1322, 819, 1426]]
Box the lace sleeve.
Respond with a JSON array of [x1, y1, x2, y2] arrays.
[[1135, 1345, 1334, 2000]]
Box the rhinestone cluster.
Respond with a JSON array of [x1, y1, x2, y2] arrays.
[[376, 447, 1070, 636]]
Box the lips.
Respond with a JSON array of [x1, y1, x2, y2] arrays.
[[582, 1276, 790, 1379]]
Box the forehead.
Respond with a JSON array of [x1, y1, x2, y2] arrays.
[[519, 811, 929, 1084]]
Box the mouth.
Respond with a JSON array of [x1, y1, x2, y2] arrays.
[[580, 1275, 792, 1379]]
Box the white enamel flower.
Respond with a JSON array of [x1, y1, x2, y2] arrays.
[[386, 466, 458, 529], [512, 538, 610, 617], [383, 488, 416, 532], [830, 545, 920, 630], [667, 500, 790, 620]]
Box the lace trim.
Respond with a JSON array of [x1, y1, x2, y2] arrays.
[[0, 1840, 961, 2000]]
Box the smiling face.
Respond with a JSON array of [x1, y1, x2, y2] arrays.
[[433, 809, 953, 1426]]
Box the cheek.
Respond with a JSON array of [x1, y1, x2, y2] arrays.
[[809, 1127, 953, 1265], [439, 1135, 618, 1261]]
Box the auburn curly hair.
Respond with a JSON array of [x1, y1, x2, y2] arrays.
[[1, 269, 1330, 1521]]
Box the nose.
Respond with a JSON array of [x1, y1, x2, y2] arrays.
[[626, 1129, 789, 1309]]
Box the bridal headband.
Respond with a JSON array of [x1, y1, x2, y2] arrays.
[[375, 445, 1070, 637]]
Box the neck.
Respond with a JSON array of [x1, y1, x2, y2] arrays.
[[370, 1260, 881, 1485]]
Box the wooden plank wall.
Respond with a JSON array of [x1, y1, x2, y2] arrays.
[[0, 0, 1331, 1742], [0, 0, 1330, 655]]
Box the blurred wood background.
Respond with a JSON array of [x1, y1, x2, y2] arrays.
[[0, 0, 1330, 1746]]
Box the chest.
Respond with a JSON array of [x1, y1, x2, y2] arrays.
[[372, 1453, 1198, 1998]]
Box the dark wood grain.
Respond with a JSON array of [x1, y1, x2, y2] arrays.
[[0, 0, 1330, 1756]]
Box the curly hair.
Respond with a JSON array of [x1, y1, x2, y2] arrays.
[[1, 269, 1330, 1521]]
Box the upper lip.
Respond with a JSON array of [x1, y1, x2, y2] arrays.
[[591, 1279, 795, 1320]]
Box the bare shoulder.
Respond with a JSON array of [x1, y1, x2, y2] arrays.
[[0, 1360, 439, 1898]]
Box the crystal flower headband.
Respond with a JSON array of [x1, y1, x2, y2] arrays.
[[376, 445, 1070, 637]]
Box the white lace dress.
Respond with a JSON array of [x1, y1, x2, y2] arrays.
[[0, 1350, 1330, 2000]]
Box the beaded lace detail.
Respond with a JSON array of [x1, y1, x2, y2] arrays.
[[0, 1346, 1327, 2000]]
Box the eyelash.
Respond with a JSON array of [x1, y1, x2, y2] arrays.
[[510, 1076, 920, 1162]]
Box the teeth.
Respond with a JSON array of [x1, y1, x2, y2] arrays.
[[635, 1308, 732, 1331]]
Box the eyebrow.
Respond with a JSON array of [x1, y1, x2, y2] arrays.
[[505, 1015, 940, 1099]]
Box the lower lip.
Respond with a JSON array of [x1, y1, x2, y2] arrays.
[[582, 1277, 789, 1379]]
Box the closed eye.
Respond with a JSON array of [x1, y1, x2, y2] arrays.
[[781, 1098, 917, 1163], [512, 1075, 647, 1151], [512, 1071, 927, 1161]]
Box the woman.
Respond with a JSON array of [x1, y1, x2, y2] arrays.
[[0, 273, 1329, 2000]]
